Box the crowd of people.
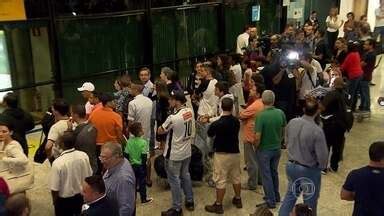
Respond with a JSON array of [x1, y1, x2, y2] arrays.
[[0, 5, 384, 216]]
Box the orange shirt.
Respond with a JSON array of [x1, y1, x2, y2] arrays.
[[91, 103, 103, 113], [239, 98, 264, 143], [88, 107, 123, 145]]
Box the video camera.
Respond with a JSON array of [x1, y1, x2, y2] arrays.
[[280, 50, 300, 69]]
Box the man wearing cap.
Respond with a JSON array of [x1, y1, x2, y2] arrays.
[[157, 91, 195, 216], [320, 77, 349, 172], [77, 82, 95, 118]]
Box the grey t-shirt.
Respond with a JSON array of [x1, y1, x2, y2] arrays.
[[73, 122, 98, 173]]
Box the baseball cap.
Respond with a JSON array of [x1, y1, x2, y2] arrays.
[[77, 82, 95, 92], [170, 90, 187, 104]]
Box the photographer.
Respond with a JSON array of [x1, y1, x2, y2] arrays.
[[261, 52, 298, 121]]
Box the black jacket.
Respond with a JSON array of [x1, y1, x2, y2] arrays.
[[81, 196, 118, 216], [0, 108, 34, 155]]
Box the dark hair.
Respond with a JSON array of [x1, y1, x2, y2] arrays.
[[365, 38, 376, 49], [347, 41, 359, 52], [360, 14, 367, 20], [311, 10, 317, 14], [218, 54, 231, 70], [84, 175, 106, 194], [215, 81, 229, 94], [53, 99, 70, 116], [118, 74, 131, 88], [251, 73, 265, 85], [244, 24, 252, 32], [129, 122, 143, 137], [71, 104, 86, 119], [254, 82, 266, 96], [303, 52, 313, 61], [0, 116, 14, 131], [5, 193, 30, 216], [92, 91, 101, 100], [139, 67, 151, 76], [229, 53, 242, 64], [369, 142, 384, 162], [303, 97, 319, 116], [3, 92, 18, 108], [170, 90, 186, 104], [60, 131, 76, 149], [221, 97, 234, 112], [316, 29, 325, 37], [294, 204, 313, 216], [99, 92, 115, 106], [285, 23, 294, 29], [347, 12, 354, 18]]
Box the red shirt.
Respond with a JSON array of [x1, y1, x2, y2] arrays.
[[341, 52, 363, 80]]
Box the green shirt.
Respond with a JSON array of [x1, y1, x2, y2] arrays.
[[254, 107, 286, 150], [124, 137, 149, 165]]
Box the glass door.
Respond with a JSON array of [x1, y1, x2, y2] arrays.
[[0, 30, 12, 101]]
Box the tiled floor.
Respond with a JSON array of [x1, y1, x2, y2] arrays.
[[26, 61, 384, 216]]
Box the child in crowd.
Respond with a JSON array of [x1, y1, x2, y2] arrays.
[[124, 122, 153, 204]]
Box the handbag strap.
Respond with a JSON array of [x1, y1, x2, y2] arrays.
[[306, 70, 317, 88]]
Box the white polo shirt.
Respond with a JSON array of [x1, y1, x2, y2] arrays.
[[50, 148, 92, 198], [162, 106, 195, 161], [128, 94, 153, 141], [48, 119, 69, 158]]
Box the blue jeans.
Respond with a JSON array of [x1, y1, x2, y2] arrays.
[[244, 142, 261, 188], [256, 149, 281, 206], [165, 157, 194, 210], [347, 76, 362, 111], [279, 162, 322, 216], [359, 80, 371, 111]]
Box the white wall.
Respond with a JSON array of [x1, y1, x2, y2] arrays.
[[368, 0, 380, 31], [339, 0, 355, 37]]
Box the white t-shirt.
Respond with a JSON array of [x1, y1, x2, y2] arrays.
[[198, 79, 218, 117], [209, 93, 236, 123], [50, 148, 92, 198], [326, 16, 343, 32], [128, 94, 153, 141], [230, 64, 243, 84], [85, 101, 94, 115], [311, 59, 323, 74], [236, 32, 249, 54], [162, 106, 195, 161], [48, 119, 69, 158], [375, 8, 384, 27]]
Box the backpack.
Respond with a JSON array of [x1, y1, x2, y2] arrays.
[[337, 90, 354, 132], [154, 145, 204, 181], [189, 145, 203, 181]]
